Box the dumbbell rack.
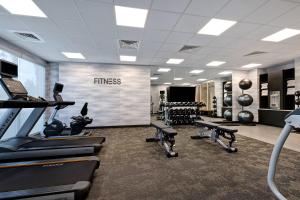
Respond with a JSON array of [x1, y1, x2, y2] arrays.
[[163, 102, 202, 126]]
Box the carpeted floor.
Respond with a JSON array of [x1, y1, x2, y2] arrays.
[[87, 125, 300, 200]]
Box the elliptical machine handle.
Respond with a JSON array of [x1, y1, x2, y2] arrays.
[[267, 124, 292, 200]]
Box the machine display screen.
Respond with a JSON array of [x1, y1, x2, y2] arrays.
[[0, 60, 18, 77], [167, 86, 196, 102]]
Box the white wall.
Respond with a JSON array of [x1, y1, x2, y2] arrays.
[[58, 63, 151, 126]]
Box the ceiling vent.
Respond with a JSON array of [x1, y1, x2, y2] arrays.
[[12, 31, 44, 42], [244, 51, 267, 56], [152, 73, 161, 76], [179, 45, 201, 53], [119, 40, 140, 49]]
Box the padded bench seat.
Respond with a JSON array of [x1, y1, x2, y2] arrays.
[[218, 126, 238, 133], [151, 121, 169, 129], [162, 128, 177, 137], [195, 120, 219, 129]]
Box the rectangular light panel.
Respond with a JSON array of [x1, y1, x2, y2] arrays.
[[0, 0, 47, 18], [206, 61, 226, 67], [197, 78, 207, 82], [158, 68, 171, 72], [262, 28, 300, 42], [241, 63, 262, 69], [62, 52, 85, 59], [198, 18, 237, 36], [120, 55, 136, 62], [166, 58, 184, 64], [115, 5, 148, 28], [150, 77, 159, 80], [190, 70, 204, 74], [218, 71, 232, 75], [174, 77, 183, 80]]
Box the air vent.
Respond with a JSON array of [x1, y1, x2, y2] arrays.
[[244, 51, 267, 56], [12, 31, 44, 42], [119, 40, 140, 49], [152, 73, 161, 76], [179, 45, 201, 53]]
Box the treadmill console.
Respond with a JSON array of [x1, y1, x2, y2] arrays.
[[53, 82, 64, 102], [0, 78, 28, 99]]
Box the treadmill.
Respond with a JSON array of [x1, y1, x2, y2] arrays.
[[0, 60, 104, 161]]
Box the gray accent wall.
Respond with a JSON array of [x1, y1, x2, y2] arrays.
[[58, 63, 151, 126]]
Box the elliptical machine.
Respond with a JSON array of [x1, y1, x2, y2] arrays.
[[43, 83, 93, 137]]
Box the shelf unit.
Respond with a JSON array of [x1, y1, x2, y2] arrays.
[[259, 74, 269, 108], [283, 68, 295, 110]]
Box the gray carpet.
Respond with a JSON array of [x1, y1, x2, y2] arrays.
[[87, 125, 300, 200]]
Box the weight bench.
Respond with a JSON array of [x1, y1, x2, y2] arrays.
[[191, 120, 238, 153], [146, 121, 178, 157]]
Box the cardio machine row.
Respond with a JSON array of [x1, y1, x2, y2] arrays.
[[0, 60, 104, 199]]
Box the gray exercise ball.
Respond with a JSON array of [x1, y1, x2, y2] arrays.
[[239, 79, 252, 90], [238, 110, 254, 123], [224, 109, 232, 121], [224, 82, 232, 91], [224, 95, 232, 106], [238, 94, 253, 106]]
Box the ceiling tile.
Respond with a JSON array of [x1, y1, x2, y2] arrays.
[[116, 27, 144, 41], [140, 41, 162, 51], [160, 43, 183, 52], [146, 10, 181, 30], [208, 36, 236, 47], [0, 15, 29, 31], [244, 0, 298, 24], [174, 15, 209, 33], [114, 0, 152, 9], [242, 25, 281, 40], [221, 22, 260, 38], [269, 6, 300, 28], [143, 29, 170, 42], [185, 0, 230, 17], [216, 0, 268, 20], [165, 31, 194, 44], [36, 0, 82, 21], [152, 0, 191, 13], [187, 35, 214, 46]]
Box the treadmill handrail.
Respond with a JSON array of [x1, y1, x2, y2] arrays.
[[0, 100, 48, 108]]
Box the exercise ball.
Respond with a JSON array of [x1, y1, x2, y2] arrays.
[[238, 110, 254, 123], [295, 90, 300, 97], [239, 79, 252, 90], [224, 82, 232, 91], [296, 98, 300, 106], [224, 109, 232, 121], [224, 95, 232, 106], [238, 94, 253, 106]]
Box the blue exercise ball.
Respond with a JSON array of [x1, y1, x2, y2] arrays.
[[238, 110, 254, 123], [238, 94, 253, 106]]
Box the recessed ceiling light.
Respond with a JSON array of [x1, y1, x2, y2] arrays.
[[197, 78, 207, 82], [174, 77, 183, 81], [166, 58, 184, 64], [150, 77, 159, 80], [182, 83, 190, 86], [115, 5, 148, 28], [241, 63, 262, 69], [218, 71, 232, 75], [190, 70, 204, 74], [206, 61, 226, 67], [198, 18, 237, 36], [0, 0, 47, 18], [262, 28, 300, 42], [62, 52, 85, 59], [120, 55, 136, 62], [164, 82, 172, 85], [158, 68, 171, 72]]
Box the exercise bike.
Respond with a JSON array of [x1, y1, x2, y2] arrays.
[[43, 83, 93, 137]]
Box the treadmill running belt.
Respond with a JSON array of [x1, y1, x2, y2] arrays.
[[0, 160, 97, 192]]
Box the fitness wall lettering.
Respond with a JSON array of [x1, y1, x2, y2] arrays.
[[93, 78, 121, 85]]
